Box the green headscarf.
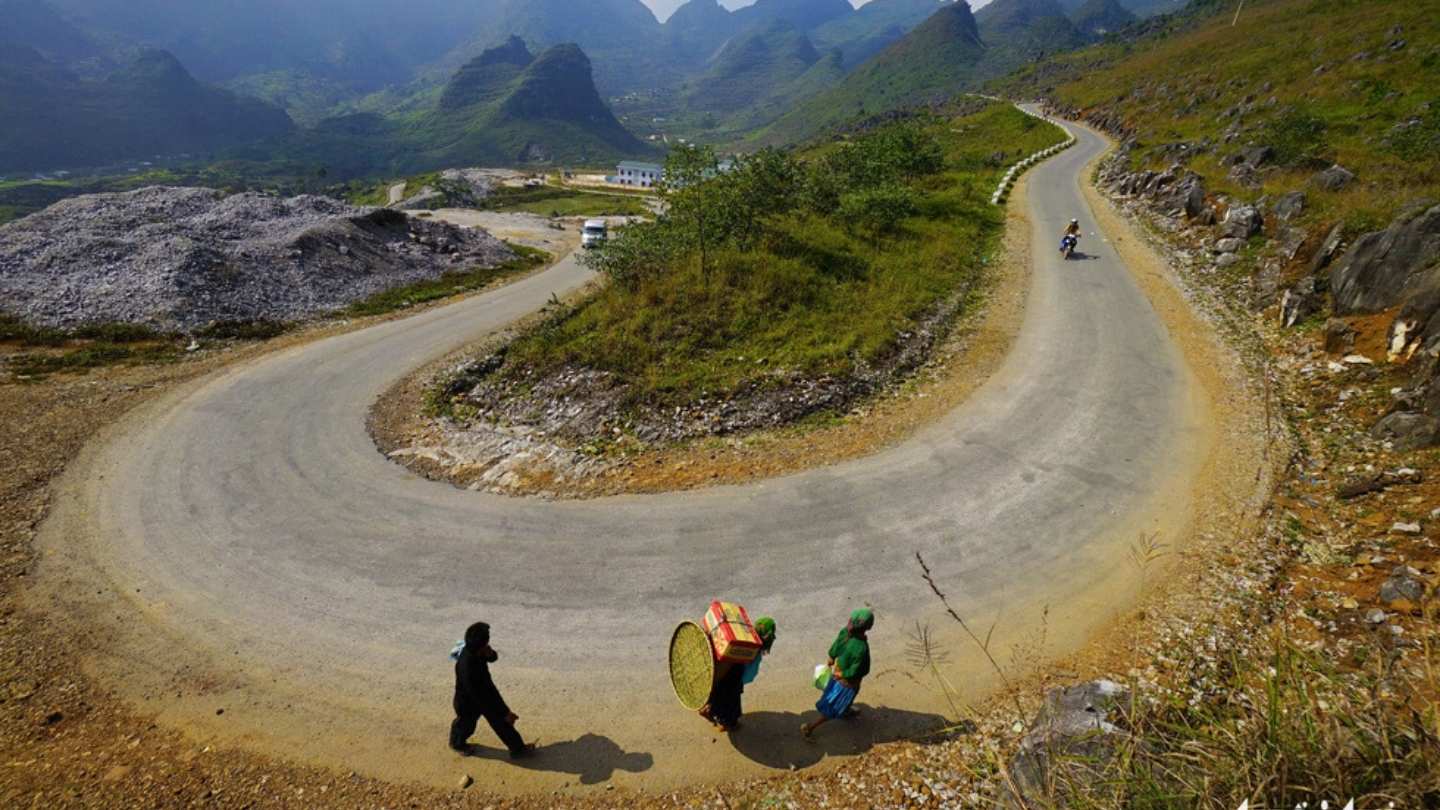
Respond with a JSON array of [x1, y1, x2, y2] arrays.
[[754, 616, 777, 641], [847, 608, 875, 636]]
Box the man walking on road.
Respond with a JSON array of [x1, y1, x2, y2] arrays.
[[450, 621, 536, 758]]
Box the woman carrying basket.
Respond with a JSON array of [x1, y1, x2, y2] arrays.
[[801, 608, 874, 739], [703, 616, 776, 732]]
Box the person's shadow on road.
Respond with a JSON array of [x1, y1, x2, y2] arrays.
[[463, 733, 654, 784], [726, 704, 963, 770]]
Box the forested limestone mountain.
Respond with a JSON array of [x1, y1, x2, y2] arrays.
[[685, 19, 826, 114], [664, 0, 747, 68], [813, 0, 957, 67], [255, 42, 652, 178], [47, 0, 489, 88], [1, 0, 102, 63], [438, 35, 535, 111], [0, 45, 294, 173], [733, 0, 856, 31], [439, 0, 668, 94], [975, 0, 1089, 70], [660, 0, 957, 78]]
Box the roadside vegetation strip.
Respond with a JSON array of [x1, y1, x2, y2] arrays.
[[990, 105, 1075, 206], [432, 102, 1065, 445], [350, 172, 654, 218], [343, 243, 550, 317], [485, 189, 649, 218]]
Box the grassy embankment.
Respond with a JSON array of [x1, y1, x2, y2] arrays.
[[464, 101, 1064, 411], [1, 245, 548, 378], [1001, 0, 1440, 232]]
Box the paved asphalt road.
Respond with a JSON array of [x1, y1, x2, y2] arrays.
[[41, 118, 1207, 789]]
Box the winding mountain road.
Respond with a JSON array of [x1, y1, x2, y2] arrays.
[[38, 118, 1219, 792]]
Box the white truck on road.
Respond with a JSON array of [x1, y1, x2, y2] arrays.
[[581, 219, 608, 249]]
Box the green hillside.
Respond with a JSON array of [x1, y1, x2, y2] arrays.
[[1001, 0, 1440, 229], [0, 47, 294, 173], [761, 3, 987, 144]]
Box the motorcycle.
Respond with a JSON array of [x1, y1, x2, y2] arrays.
[[1059, 233, 1079, 259]]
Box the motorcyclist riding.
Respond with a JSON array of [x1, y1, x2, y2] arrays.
[[1060, 218, 1081, 258]]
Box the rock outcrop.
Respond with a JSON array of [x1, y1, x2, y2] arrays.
[[1330, 203, 1440, 315], [393, 168, 504, 211], [1007, 680, 1131, 807], [0, 186, 514, 332]]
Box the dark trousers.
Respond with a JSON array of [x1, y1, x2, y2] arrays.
[[709, 664, 746, 728], [450, 708, 525, 754]]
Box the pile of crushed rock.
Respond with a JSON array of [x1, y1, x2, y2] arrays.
[[392, 168, 511, 210], [0, 186, 514, 332]]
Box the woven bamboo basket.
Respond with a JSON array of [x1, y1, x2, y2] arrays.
[[668, 621, 715, 710]]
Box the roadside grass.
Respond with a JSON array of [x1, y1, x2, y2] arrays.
[[1054, 632, 1440, 808], [344, 243, 550, 317], [491, 191, 649, 218], [7, 342, 183, 378], [920, 545, 1440, 808], [1001, 0, 1440, 233], [1, 316, 183, 378], [346, 175, 652, 217], [195, 320, 292, 341], [493, 102, 1064, 406]]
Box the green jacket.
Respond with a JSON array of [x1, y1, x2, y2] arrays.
[[828, 629, 871, 683]]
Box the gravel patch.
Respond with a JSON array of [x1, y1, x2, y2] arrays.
[[0, 186, 514, 332]]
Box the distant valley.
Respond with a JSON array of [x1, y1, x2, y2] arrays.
[[3, 0, 1173, 194]]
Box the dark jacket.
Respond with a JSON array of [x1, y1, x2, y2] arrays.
[[453, 645, 510, 717]]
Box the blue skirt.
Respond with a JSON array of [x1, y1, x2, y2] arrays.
[[815, 677, 858, 720]]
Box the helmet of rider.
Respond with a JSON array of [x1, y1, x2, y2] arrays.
[[1070, 218, 1079, 224]]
